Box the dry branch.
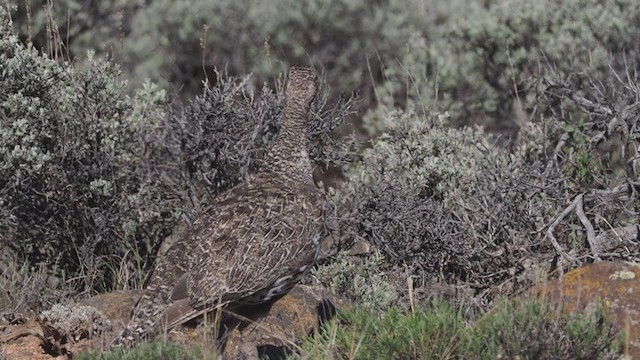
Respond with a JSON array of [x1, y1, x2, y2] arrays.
[[546, 194, 581, 264]]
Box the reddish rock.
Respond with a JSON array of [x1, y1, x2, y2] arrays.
[[220, 285, 350, 359], [1, 318, 51, 360], [78, 290, 143, 331], [532, 261, 640, 357], [1, 334, 61, 360]]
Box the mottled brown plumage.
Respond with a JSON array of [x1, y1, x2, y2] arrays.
[[112, 67, 322, 347]]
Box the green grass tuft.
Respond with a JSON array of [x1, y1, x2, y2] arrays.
[[299, 298, 623, 360], [77, 340, 204, 360], [299, 301, 465, 360]]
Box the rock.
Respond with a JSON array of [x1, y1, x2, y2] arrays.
[[531, 261, 640, 357], [78, 290, 143, 331], [219, 285, 350, 360], [347, 240, 373, 256], [1, 332, 60, 360], [0, 318, 50, 360]]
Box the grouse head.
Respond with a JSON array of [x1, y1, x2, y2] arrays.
[[286, 67, 318, 110]]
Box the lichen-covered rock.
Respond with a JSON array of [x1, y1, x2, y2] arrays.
[[78, 290, 143, 331], [532, 261, 640, 357]]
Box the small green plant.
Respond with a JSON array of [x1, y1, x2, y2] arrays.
[[560, 120, 600, 188]]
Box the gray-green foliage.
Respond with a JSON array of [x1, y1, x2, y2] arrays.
[[310, 252, 397, 310], [333, 108, 562, 303], [5, 0, 639, 130], [375, 0, 640, 131], [0, 6, 172, 292], [112, 0, 434, 99], [3, 0, 142, 60], [4, 0, 434, 100], [39, 303, 111, 341]]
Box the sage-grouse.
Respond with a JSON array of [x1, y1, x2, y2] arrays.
[[112, 67, 323, 347]]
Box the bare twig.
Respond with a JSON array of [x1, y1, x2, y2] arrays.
[[552, 132, 570, 163], [546, 195, 581, 263], [573, 195, 601, 261], [569, 92, 613, 117], [200, 24, 210, 86], [587, 183, 631, 200]]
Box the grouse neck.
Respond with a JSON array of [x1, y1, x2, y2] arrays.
[[264, 97, 314, 184]]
